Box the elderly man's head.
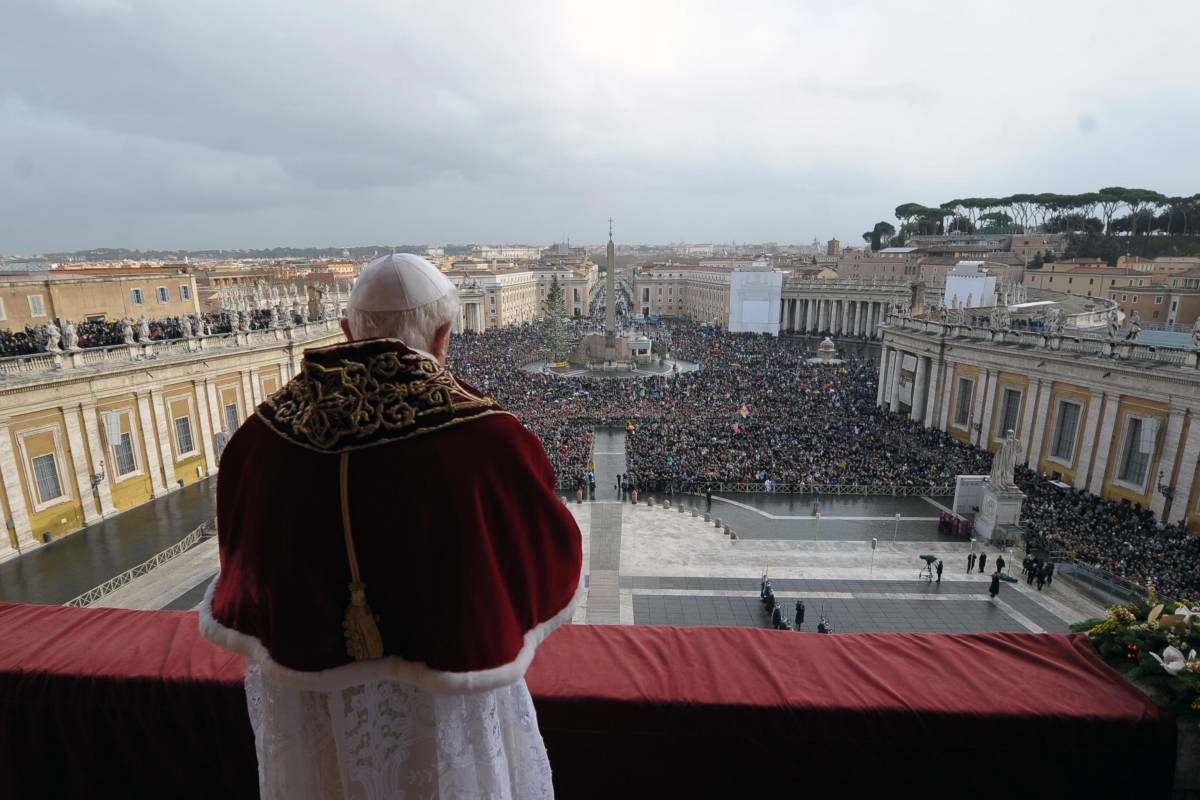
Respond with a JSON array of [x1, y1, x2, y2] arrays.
[[341, 254, 459, 364]]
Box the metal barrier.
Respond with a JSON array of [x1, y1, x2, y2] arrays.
[[1045, 556, 1148, 608], [63, 520, 216, 608], [701, 483, 955, 496]]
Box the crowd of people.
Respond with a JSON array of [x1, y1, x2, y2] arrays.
[[446, 316, 1200, 604], [0, 310, 280, 357], [1016, 467, 1199, 602]]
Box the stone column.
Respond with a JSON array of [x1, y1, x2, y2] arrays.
[[1165, 415, 1200, 524], [150, 388, 178, 491], [859, 302, 869, 337], [135, 391, 168, 497], [61, 408, 101, 525], [815, 300, 824, 333], [843, 301, 852, 335], [204, 378, 224, 437], [888, 351, 902, 413], [876, 345, 890, 406], [1150, 407, 1186, 518], [978, 371, 998, 448], [79, 403, 116, 516], [969, 369, 988, 446], [923, 358, 943, 428], [1072, 391, 1104, 490], [193, 380, 217, 477], [1087, 396, 1121, 495], [0, 423, 33, 551], [240, 371, 256, 420], [938, 362, 956, 432], [828, 300, 838, 335], [804, 299, 814, 332], [911, 356, 930, 423], [1026, 383, 1053, 468], [1018, 379, 1041, 464]]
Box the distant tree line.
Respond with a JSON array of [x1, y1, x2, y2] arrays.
[[862, 188, 1200, 250]]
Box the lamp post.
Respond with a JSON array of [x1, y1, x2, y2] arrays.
[[1156, 470, 1174, 523]]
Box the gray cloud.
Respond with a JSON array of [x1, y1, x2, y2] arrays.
[[2, 0, 1199, 252]]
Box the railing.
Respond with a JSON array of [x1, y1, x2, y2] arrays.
[[613, 482, 956, 497], [1045, 556, 1148, 608], [63, 519, 216, 608], [0, 320, 343, 380], [887, 314, 1200, 368]]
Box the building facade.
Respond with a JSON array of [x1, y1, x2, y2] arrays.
[[0, 272, 200, 330], [0, 322, 342, 555], [879, 315, 1200, 528], [446, 264, 597, 332]]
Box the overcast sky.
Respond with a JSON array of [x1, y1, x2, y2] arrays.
[[3, 0, 1199, 253]]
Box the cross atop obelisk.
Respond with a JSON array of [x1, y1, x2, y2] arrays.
[[605, 218, 617, 341]]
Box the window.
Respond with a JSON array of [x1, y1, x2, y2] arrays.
[[180, 284, 192, 301], [1050, 401, 1082, 462], [174, 416, 196, 456], [132, 288, 145, 305], [1116, 416, 1156, 489], [953, 378, 973, 427], [28, 295, 45, 316], [224, 403, 240, 433], [1121, 294, 1127, 301], [997, 388, 1021, 440], [155, 286, 169, 303], [0, 298, 5, 320], [31, 453, 62, 504], [103, 410, 138, 477], [1154, 296, 1163, 304], [1131, 295, 1138, 304]]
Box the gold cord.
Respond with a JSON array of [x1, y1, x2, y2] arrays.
[[340, 451, 384, 660]]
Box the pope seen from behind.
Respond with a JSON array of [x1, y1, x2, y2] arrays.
[[199, 253, 584, 800]]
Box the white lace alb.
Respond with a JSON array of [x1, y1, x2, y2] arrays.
[[244, 664, 554, 800]]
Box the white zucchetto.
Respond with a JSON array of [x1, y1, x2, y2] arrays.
[[348, 253, 453, 312]]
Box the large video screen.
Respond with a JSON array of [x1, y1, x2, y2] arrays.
[[741, 299, 769, 324]]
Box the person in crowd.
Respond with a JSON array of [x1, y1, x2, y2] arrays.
[[794, 599, 805, 630], [1045, 561, 1055, 586], [1036, 563, 1047, 591]]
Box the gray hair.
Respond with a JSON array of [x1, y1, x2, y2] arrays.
[[346, 287, 459, 351]]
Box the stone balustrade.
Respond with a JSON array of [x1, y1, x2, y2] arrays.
[[0, 320, 342, 383]]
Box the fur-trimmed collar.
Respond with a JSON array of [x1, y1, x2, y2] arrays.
[[257, 338, 509, 453]]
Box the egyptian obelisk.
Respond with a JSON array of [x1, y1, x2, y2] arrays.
[[605, 218, 616, 346]]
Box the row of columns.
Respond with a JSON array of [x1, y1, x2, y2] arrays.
[[878, 341, 1200, 525], [781, 298, 890, 338], [0, 363, 288, 553]]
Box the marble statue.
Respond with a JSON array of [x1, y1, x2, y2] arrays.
[[1107, 309, 1120, 341], [202, 317, 212, 336], [181, 315, 193, 339], [1192, 318, 1200, 350], [138, 316, 151, 342], [1045, 307, 1065, 335], [121, 318, 135, 344], [238, 309, 248, 330], [1126, 310, 1141, 342], [268, 306, 278, 328], [989, 429, 1022, 491], [63, 321, 79, 351], [45, 321, 62, 353]]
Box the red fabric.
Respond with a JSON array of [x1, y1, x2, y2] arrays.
[[0, 604, 1177, 799], [209, 350, 582, 674]]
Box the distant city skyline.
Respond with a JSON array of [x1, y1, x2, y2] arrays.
[[4, 1, 1199, 252]]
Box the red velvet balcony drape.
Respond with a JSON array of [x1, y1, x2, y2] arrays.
[[0, 602, 1176, 799]]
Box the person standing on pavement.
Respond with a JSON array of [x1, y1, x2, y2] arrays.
[[996, 554, 1005, 575], [1036, 563, 1047, 591], [935, 560, 943, 584], [978, 552, 987, 574], [967, 552, 976, 573], [1045, 562, 1055, 586], [989, 571, 1001, 600]]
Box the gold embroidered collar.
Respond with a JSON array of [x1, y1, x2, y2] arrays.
[[257, 338, 507, 453]]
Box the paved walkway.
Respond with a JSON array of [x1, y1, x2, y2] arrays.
[[0, 477, 217, 605], [586, 428, 625, 624]]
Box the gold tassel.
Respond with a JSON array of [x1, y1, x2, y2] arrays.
[[339, 452, 384, 661], [343, 580, 384, 661]]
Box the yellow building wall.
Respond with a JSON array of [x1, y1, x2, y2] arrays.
[[164, 387, 208, 487], [96, 397, 154, 511], [9, 412, 85, 541], [986, 372, 1030, 452], [1099, 397, 1169, 508], [1037, 383, 1094, 485], [945, 363, 978, 444]]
